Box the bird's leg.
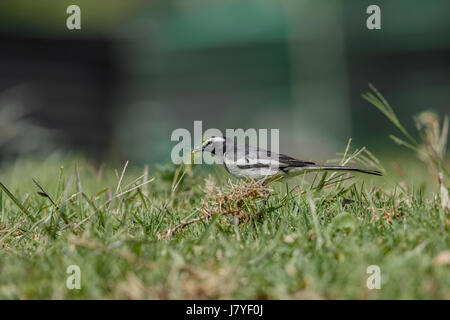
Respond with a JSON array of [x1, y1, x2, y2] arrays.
[[260, 178, 272, 205], [256, 189, 271, 220], [263, 190, 271, 205], [341, 198, 355, 206]]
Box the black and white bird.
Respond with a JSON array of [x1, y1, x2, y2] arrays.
[[193, 136, 381, 183]]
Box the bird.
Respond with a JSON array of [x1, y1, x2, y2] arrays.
[[193, 136, 381, 183]]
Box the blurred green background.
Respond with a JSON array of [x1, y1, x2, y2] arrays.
[[0, 0, 449, 165]]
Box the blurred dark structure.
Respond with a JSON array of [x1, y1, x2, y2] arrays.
[[342, 1, 450, 149], [0, 1, 449, 163], [348, 48, 450, 147], [0, 33, 119, 158]]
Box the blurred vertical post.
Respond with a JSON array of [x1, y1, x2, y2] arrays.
[[284, 1, 351, 159]]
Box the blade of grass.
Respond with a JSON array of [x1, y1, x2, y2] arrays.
[[116, 161, 129, 194], [362, 84, 418, 145], [0, 187, 3, 222], [55, 166, 64, 202], [0, 181, 36, 222]]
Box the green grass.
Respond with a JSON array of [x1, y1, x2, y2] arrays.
[[0, 154, 448, 299]]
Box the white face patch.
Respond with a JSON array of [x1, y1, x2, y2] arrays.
[[202, 137, 226, 153]]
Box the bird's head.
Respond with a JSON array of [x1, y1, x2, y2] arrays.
[[192, 136, 227, 155]]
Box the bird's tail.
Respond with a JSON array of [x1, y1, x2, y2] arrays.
[[302, 164, 382, 176]]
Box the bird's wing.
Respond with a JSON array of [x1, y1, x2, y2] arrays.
[[224, 144, 277, 169], [228, 144, 315, 170], [235, 157, 279, 169], [276, 153, 316, 167], [247, 145, 315, 168]]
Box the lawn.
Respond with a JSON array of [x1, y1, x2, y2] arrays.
[[0, 87, 449, 299], [0, 151, 448, 299]]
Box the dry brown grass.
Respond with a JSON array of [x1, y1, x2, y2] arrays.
[[415, 112, 449, 212], [162, 177, 271, 238]]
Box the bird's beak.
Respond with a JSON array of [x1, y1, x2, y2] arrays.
[[192, 145, 202, 154]]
